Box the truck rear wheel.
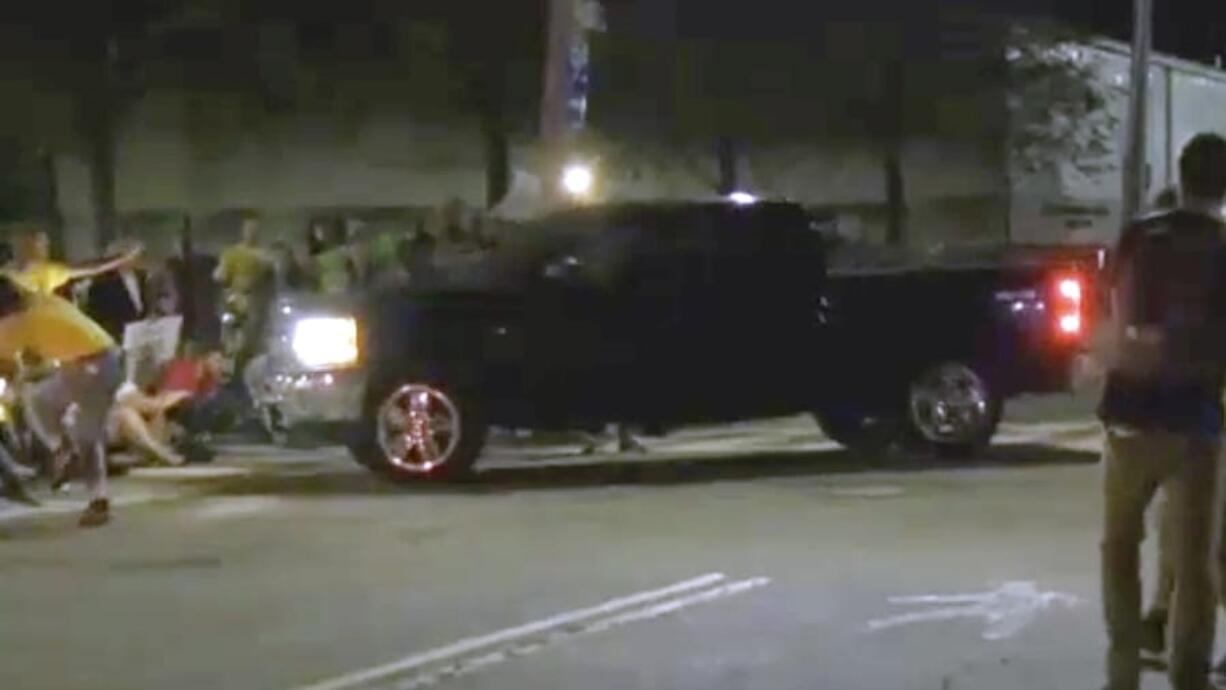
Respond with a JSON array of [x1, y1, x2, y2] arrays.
[[905, 361, 1000, 458], [348, 380, 487, 482]]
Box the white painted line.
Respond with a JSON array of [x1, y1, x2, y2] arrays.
[[866, 581, 1081, 640], [130, 466, 250, 479], [390, 577, 772, 690], [291, 572, 728, 690]]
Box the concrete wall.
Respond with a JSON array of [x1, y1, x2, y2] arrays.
[[50, 89, 491, 259]]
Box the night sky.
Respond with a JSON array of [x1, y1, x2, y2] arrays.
[[649, 0, 1226, 66]]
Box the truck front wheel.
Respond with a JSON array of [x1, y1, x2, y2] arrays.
[[905, 361, 1001, 458], [348, 380, 488, 482]]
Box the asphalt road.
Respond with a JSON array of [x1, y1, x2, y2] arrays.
[[0, 391, 1185, 690]]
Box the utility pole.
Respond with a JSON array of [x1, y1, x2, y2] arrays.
[[540, 0, 603, 205], [540, 0, 577, 205], [1122, 0, 1153, 222]]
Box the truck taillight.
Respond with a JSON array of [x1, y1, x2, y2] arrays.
[[1054, 275, 1084, 337]]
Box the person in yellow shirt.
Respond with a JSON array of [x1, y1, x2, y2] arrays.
[[214, 212, 272, 371], [8, 230, 142, 297], [214, 213, 271, 305], [0, 274, 124, 527]]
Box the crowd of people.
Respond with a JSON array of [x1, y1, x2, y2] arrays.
[[0, 199, 491, 527]]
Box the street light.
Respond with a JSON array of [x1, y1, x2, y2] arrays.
[[560, 162, 595, 200]]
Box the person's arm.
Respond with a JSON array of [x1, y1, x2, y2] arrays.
[[65, 244, 143, 282], [212, 250, 230, 284]]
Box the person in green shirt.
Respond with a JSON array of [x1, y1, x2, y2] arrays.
[[308, 217, 358, 295]]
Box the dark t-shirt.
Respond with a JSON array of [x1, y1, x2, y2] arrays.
[[1099, 209, 1226, 435]]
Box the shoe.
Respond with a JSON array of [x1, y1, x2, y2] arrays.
[[1140, 610, 1166, 655], [77, 498, 110, 528]]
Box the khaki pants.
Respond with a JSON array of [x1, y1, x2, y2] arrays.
[[1102, 428, 1222, 690], [1150, 483, 1226, 632]]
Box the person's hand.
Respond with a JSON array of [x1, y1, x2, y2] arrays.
[[121, 241, 145, 265]]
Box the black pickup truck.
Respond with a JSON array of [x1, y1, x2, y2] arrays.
[[264, 200, 1097, 481]]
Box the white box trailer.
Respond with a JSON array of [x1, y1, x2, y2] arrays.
[[1009, 39, 1226, 246]]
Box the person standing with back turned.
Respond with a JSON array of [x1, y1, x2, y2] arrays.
[[1099, 133, 1226, 690]]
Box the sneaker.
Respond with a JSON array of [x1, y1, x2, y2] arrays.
[[77, 498, 110, 528], [1140, 610, 1167, 656]]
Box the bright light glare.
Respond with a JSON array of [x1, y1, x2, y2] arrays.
[[1059, 314, 1081, 334], [728, 191, 758, 205], [292, 317, 358, 369], [1058, 278, 1082, 302], [561, 164, 594, 197]]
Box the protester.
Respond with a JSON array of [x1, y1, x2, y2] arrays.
[[401, 229, 440, 288], [0, 359, 37, 505], [1098, 133, 1226, 690], [269, 240, 307, 292], [160, 346, 229, 442], [8, 229, 141, 297], [167, 218, 221, 348], [1137, 183, 1184, 655], [214, 212, 272, 373], [0, 270, 126, 527], [311, 217, 359, 295], [107, 380, 188, 467], [85, 238, 150, 340]]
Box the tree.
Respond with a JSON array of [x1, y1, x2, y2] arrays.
[[1005, 24, 1124, 178]]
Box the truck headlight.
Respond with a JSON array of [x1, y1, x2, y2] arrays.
[[291, 317, 358, 369]]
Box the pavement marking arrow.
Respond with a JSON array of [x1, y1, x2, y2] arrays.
[[866, 581, 1080, 640]]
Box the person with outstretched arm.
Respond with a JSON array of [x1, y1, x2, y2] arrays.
[[0, 275, 124, 527], [7, 230, 141, 297]]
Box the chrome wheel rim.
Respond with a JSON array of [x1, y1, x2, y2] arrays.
[[909, 363, 991, 445], [376, 384, 462, 473]]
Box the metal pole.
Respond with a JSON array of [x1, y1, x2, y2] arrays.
[[1122, 0, 1153, 222], [540, 0, 575, 204]]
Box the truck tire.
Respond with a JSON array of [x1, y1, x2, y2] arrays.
[[347, 378, 488, 482], [904, 361, 1001, 458], [814, 406, 902, 453]]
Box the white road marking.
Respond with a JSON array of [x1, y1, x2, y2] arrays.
[[389, 577, 771, 690], [866, 581, 1080, 640], [130, 466, 250, 479], [291, 572, 729, 690]]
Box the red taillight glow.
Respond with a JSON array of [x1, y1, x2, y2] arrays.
[[1054, 274, 1085, 339], [1058, 278, 1082, 302], [1059, 314, 1081, 334]]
